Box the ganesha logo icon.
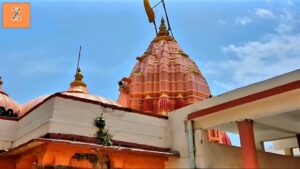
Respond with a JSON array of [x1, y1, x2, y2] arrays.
[[2, 3, 30, 28]]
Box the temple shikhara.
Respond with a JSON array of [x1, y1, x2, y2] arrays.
[[1, 1, 300, 169], [118, 18, 211, 114]]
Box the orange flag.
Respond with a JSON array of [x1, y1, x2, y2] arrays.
[[144, 0, 155, 23]]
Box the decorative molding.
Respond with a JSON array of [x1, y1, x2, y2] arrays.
[[42, 133, 171, 152], [129, 80, 209, 86], [151, 36, 176, 43]]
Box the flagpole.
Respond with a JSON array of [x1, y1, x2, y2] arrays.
[[161, 0, 174, 37], [144, 0, 158, 35], [76, 46, 82, 72], [153, 20, 158, 35]]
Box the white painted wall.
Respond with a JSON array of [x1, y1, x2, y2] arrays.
[[13, 97, 55, 147], [0, 96, 171, 150], [194, 129, 300, 168], [0, 98, 54, 149], [50, 97, 171, 148], [272, 137, 298, 150], [0, 120, 17, 150], [165, 107, 191, 168]]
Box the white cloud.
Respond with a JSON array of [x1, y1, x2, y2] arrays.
[[255, 8, 275, 19], [275, 9, 300, 34], [286, 0, 293, 6], [207, 7, 300, 93], [213, 80, 236, 92], [209, 34, 300, 92], [218, 19, 226, 25], [235, 17, 252, 26]]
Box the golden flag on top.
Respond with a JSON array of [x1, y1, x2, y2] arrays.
[[144, 0, 155, 23]]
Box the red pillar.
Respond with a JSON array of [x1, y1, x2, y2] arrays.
[[237, 119, 259, 169]]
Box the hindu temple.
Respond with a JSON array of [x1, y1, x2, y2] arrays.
[[0, 2, 300, 169]]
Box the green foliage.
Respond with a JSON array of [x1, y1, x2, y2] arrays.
[[95, 113, 113, 146], [96, 129, 113, 146]]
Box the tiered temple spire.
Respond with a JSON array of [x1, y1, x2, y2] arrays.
[[157, 17, 169, 36], [151, 18, 176, 43], [117, 17, 211, 115]]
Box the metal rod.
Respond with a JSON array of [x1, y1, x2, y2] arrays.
[[162, 0, 174, 37], [153, 20, 158, 35], [152, 0, 162, 9], [76, 46, 82, 72]]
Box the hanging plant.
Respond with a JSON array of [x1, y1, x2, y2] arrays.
[[95, 113, 113, 146]]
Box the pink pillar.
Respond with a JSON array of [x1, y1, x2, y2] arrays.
[[237, 119, 259, 169]]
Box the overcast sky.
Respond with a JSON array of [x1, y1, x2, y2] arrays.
[[1, 0, 300, 107]]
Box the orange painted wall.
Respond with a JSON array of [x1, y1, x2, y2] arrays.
[[0, 142, 169, 169], [0, 158, 16, 169], [112, 153, 167, 169]]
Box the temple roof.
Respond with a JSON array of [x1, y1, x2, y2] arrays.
[[20, 95, 50, 117], [64, 67, 120, 106], [0, 77, 20, 117], [19, 68, 120, 117]]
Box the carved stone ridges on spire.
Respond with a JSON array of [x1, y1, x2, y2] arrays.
[[117, 28, 211, 115]]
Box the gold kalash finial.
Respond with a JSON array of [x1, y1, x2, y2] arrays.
[[70, 67, 86, 88], [151, 17, 176, 43], [68, 46, 89, 93], [158, 17, 169, 37]]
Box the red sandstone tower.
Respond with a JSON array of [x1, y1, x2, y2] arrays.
[[118, 18, 211, 115]]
